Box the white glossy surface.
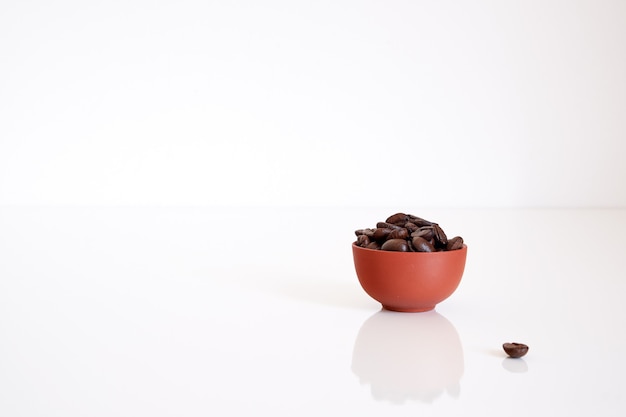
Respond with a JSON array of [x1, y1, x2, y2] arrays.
[[1, 207, 625, 416], [2, 1, 626, 208]]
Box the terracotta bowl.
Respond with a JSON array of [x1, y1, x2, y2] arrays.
[[352, 243, 467, 312]]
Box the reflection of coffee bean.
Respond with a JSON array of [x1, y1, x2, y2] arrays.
[[503, 342, 529, 358], [355, 213, 464, 252]]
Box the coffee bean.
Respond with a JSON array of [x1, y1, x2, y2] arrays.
[[388, 228, 409, 240], [503, 342, 529, 358], [385, 213, 408, 225], [354, 213, 464, 253], [411, 227, 434, 241], [432, 223, 448, 247], [447, 236, 464, 250], [412, 236, 435, 252], [381, 239, 410, 252], [407, 215, 433, 227], [372, 227, 393, 241], [356, 234, 370, 247], [376, 221, 403, 230], [366, 241, 381, 250], [355, 228, 375, 238]]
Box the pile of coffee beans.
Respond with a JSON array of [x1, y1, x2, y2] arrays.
[[354, 212, 464, 252]]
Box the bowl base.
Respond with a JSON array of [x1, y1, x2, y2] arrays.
[[382, 305, 435, 313]]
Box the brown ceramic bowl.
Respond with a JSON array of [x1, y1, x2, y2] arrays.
[[352, 243, 467, 312]]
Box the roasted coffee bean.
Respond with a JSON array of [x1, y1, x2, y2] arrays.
[[388, 228, 409, 240], [354, 228, 375, 237], [385, 213, 409, 225], [432, 224, 448, 247], [376, 221, 403, 230], [354, 213, 464, 252], [366, 241, 381, 250], [356, 234, 370, 247], [372, 227, 393, 241], [407, 215, 433, 227], [503, 342, 529, 358], [411, 227, 434, 241], [381, 239, 410, 252], [447, 236, 464, 250], [412, 236, 435, 252]]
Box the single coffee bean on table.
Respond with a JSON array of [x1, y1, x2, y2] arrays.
[[354, 212, 464, 252], [502, 342, 529, 358]]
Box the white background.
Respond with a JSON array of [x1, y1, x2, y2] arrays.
[[2, 3, 626, 415], [1, 0, 625, 208]]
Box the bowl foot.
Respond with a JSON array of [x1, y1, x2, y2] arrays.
[[382, 305, 435, 313]]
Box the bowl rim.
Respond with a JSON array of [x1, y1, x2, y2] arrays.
[[352, 241, 467, 254]]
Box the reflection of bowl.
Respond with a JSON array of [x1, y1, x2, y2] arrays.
[[352, 243, 467, 312], [351, 309, 464, 403]]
